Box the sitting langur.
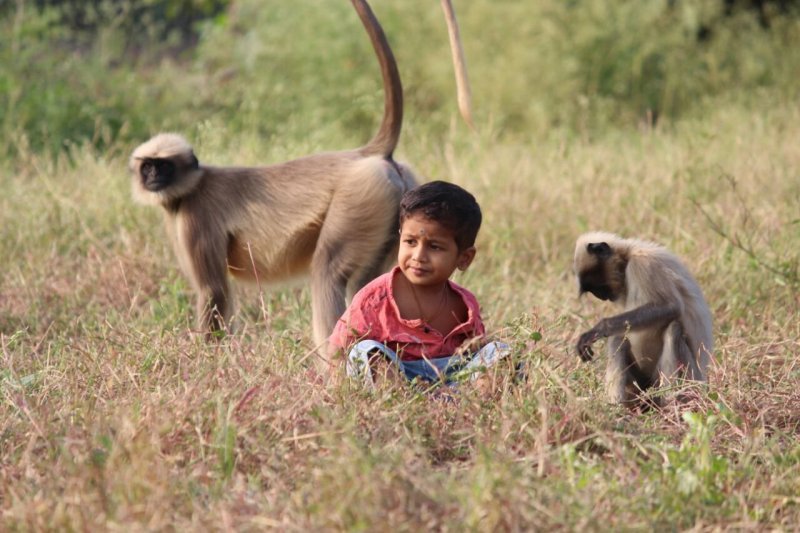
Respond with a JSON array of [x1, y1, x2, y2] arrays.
[[440, 0, 473, 127], [573, 232, 713, 405], [129, 0, 419, 356]]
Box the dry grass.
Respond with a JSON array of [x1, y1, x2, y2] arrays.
[[2, 65, 800, 533]]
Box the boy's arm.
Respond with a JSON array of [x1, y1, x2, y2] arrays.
[[324, 281, 387, 382], [455, 294, 488, 355], [324, 341, 346, 384], [327, 315, 354, 360]]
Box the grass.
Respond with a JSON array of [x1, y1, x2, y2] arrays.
[[2, 0, 800, 529]]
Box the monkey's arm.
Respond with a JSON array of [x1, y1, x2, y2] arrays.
[[576, 302, 680, 362]]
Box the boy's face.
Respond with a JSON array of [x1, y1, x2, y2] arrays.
[[398, 214, 476, 287]]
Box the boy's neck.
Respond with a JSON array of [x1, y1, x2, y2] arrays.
[[392, 269, 467, 334], [407, 278, 449, 297], [393, 269, 451, 312]]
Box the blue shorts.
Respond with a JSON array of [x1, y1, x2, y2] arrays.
[[346, 339, 512, 388]]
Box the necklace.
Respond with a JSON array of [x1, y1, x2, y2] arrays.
[[407, 278, 449, 333]]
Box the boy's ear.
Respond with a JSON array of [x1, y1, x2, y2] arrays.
[[456, 246, 476, 271]]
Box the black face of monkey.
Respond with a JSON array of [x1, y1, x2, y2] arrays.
[[579, 270, 615, 301], [136, 151, 200, 195], [139, 158, 175, 191], [578, 241, 619, 301], [139, 158, 177, 192]]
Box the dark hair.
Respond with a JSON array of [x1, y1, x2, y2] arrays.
[[399, 181, 482, 250]]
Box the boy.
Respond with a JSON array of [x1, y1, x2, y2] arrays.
[[328, 180, 510, 388]]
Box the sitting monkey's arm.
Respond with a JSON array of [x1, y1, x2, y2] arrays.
[[576, 302, 680, 362]]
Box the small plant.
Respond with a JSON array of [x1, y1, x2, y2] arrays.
[[665, 411, 730, 504]]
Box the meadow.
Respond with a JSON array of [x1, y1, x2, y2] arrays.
[[1, 0, 799, 529]]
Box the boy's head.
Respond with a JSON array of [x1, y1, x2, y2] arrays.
[[399, 181, 482, 251]]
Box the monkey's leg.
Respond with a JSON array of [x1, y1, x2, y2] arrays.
[[311, 163, 403, 354], [658, 321, 704, 386], [655, 321, 709, 405], [348, 237, 398, 299], [347, 165, 413, 299], [310, 255, 349, 360], [177, 220, 232, 336], [605, 336, 637, 405], [310, 225, 391, 357]]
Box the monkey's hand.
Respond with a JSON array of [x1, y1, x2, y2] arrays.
[[576, 329, 601, 362]]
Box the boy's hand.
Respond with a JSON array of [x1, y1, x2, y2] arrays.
[[321, 344, 347, 386], [455, 335, 488, 356]]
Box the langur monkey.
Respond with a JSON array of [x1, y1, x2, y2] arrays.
[[573, 232, 713, 406], [129, 0, 418, 362]]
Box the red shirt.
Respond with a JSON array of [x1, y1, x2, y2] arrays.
[[329, 267, 485, 361]]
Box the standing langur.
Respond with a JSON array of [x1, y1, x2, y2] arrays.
[[573, 232, 713, 406], [129, 0, 418, 364]]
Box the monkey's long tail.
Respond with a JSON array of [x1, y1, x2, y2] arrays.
[[352, 0, 403, 160]]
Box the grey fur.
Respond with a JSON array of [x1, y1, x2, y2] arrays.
[[573, 231, 714, 406], [129, 0, 418, 364]]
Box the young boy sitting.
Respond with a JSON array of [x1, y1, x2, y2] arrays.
[[327, 180, 510, 388]]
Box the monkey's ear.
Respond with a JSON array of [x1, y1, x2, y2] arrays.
[[190, 152, 199, 169], [587, 242, 612, 258]]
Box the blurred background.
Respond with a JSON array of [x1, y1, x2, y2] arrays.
[[2, 0, 799, 160]]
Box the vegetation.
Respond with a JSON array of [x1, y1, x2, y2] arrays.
[[1, 0, 799, 529]]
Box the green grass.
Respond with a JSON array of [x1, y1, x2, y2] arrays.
[[2, 0, 800, 529]]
